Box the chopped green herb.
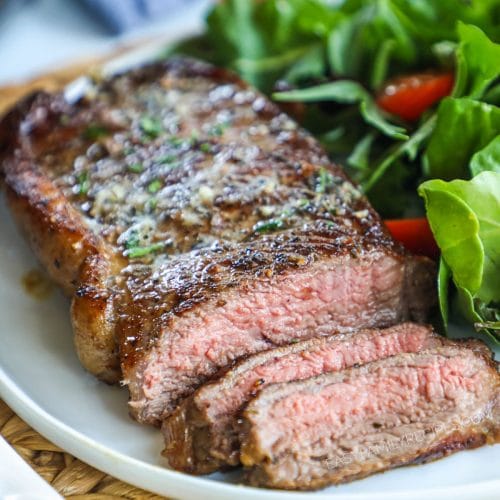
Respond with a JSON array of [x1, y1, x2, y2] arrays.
[[316, 167, 334, 194], [128, 163, 143, 173], [124, 147, 135, 155], [125, 231, 140, 250], [59, 114, 70, 126], [76, 171, 90, 195], [147, 198, 158, 211], [169, 136, 184, 147], [190, 130, 200, 143], [209, 122, 229, 137], [126, 242, 165, 259], [200, 142, 212, 153], [280, 208, 294, 218], [253, 219, 285, 233], [83, 124, 108, 141], [147, 179, 162, 194], [297, 198, 310, 208], [139, 116, 163, 138], [157, 154, 176, 164]]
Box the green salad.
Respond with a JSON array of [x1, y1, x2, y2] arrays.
[[173, 0, 500, 342]]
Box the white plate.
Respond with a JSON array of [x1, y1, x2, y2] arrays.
[[0, 22, 499, 500], [1, 199, 499, 500]]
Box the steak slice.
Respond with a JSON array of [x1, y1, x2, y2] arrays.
[[240, 341, 500, 490], [0, 58, 435, 424], [162, 323, 444, 474]]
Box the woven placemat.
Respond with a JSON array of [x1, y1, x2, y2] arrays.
[[0, 399, 167, 499]]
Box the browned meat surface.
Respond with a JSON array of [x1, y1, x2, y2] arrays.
[[162, 323, 443, 474], [240, 341, 500, 490], [0, 58, 435, 424]]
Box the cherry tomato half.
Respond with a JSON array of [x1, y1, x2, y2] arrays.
[[385, 217, 439, 260], [377, 73, 454, 122]]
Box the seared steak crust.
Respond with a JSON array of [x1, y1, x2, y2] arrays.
[[162, 323, 444, 474], [0, 58, 435, 421], [240, 341, 500, 490]]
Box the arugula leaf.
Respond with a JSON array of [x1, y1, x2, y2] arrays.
[[424, 97, 500, 180], [326, 2, 417, 88], [347, 132, 377, 171], [273, 81, 408, 140], [370, 39, 397, 90], [205, 0, 338, 90], [366, 159, 419, 218], [470, 136, 500, 176], [186, 0, 500, 97], [474, 300, 500, 333], [456, 286, 500, 343], [325, 1, 499, 91], [206, 0, 266, 63], [419, 172, 500, 341], [283, 45, 326, 84], [364, 115, 436, 192]]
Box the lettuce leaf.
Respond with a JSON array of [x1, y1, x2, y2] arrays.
[[470, 136, 500, 176], [419, 172, 500, 341], [424, 97, 500, 180]]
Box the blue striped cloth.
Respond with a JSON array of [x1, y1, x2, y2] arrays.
[[81, 0, 199, 33]]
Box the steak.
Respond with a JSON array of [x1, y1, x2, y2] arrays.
[[240, 341, 500, 490], [162, 322, 443, 474], [0, 58, 435, 425]]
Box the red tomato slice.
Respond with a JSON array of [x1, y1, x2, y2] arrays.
[[385, 218, 439, 260], [377, 73, 454, 122]]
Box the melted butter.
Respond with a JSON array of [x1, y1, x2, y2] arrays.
[[21, 269, 54, 300], [43, 65, 365, 267]]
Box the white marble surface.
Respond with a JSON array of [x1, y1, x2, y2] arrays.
[[0, 0, 210, 84]]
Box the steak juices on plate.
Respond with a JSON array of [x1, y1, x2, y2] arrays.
[[0, 57, 498, 490]]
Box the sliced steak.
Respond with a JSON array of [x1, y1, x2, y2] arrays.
[[162, 323, 444, 473], [0, 58, 435, 424], [240, 341, 500, 490]]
